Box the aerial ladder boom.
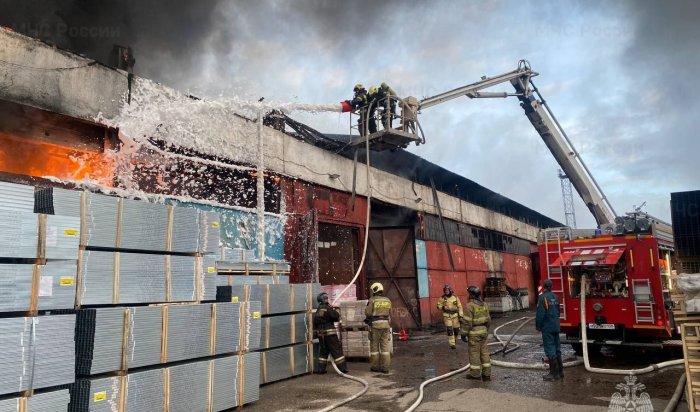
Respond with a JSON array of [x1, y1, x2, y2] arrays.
[[415, 60, 617, 226]]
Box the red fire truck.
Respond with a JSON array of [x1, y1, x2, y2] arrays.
[[539, 218, 677, 353]]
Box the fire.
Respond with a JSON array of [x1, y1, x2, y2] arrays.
[[0, 134, 114, 185]]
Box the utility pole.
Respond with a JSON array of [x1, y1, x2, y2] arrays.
[[558, 169, 577, 228]]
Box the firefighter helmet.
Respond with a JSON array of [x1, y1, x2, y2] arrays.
[[316, 292, 329, 304], [443, 284, 453, 295], [543, 279, 553, 290], [368, 85, 377, 96], [380, 82, 389, 90], [354, 83, 364, 92], [370, 282, 384, 294], [467, 285, 481, 299]]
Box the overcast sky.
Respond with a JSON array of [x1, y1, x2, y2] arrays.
[[2, 0, 699, 227]]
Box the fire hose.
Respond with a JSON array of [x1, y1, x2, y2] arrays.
[[317, 111, 373, 412]]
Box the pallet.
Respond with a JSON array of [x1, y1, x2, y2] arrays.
[[681, 323, 700, 411]]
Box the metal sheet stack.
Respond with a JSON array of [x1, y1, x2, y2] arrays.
[[0, 182, 78, 410], [68, 353, 260, 412]]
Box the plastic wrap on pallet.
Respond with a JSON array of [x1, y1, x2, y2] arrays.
[[119, 198, 169, 252], [0, 209, 39, 258], [294, 313, 309, 343], [0, 263, 33, 312], [265, 315, 292, 349], [293, 343, 311, 376], [215, 302, 241, 354], [342, 330, 370, 357], [169, 360, 210, 412], [243, 352, 260, 405], [244, 301, 262, 351], [0, 181, 34, 212], [216, 274, 290, 286], [79, 250, 114, 305], [125, 369, 163, 412], [78, 376, 121, 412], [262, 346, 291, 383], [75, 308, 125, 375], [34, 187, 81, 217], [198, 211, 221, 255], [292, 284, 311, 312], [127, 306, 163, 369], [166, 304, 211, 363], [0, 317, 33, 395], [0, 397, 19, 412], [38, 260, 77, 310], [170, 255, 197, 302], [211, 356, 239, 411], [26, 388, 71, 412], [44, 214, 80, 259], [268, 284, 291, 315], [339, 300, 369, 328], [83, 192, 119, 248], [117, 252, 166, 304], [33, 314, 76, 390], [171, 206, 200, 253], [221, 247, 256, 262], [199, 255, 218, 301]]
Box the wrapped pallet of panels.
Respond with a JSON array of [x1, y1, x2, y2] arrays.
[[125, 369, 164, 412], [33, 314, 76, 390], [119, 198, 169, 252], [169, 255, 197, 303], [43, 214, 81, 260], [0, 264, 33, 312], [216, 274, 290, 286], [170, 206, 200, 254], [82, 192, 119, 249], [75, 307, 126, 375], [339, 300, 369, 328], [211, 356, 239, 411], [26, 388, 71, 412], [0, 317, 33, 395], [0, 397, 20, 412], [198, 211, 221, 255], [165, 304, 212, 363], [0, 181, 34, 213], [37, 261, 77, 310], [243, 301, 262, 351], [70, 376, 121, 412], [127, 306, 163, 369], [199, 255, 218, 302], [342, 330, 370, 358], [242, 352, 261, 405], [34, 187, 81, 217], [262, 313, 310, 349], [168, 360, 210, 412], [0, 209, 39, 259], [260, 342, 312, 384], [118, 253, 167, 304]]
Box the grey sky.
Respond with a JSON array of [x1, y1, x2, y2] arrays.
[[2, 0, 698, 227]]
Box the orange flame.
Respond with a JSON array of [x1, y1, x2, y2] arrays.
[[0, 134, 114, 185]]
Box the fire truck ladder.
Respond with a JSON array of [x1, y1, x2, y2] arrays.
[[632, 279, 655, 323], [543, 228, 569, 319]]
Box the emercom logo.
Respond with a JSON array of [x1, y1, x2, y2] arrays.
[[608, 374, 653, 411]]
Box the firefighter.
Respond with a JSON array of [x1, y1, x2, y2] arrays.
[[313, 292, 348, 374], [365, 282, 392, 373], [376, 82, 397, 129], [461, 285, 491, 380], [437, 284, 463, 349], [536, 278, 562, 381], [347, 83, 376, 136]]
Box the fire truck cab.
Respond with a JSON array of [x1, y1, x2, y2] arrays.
[[538, 215, 676, 354]]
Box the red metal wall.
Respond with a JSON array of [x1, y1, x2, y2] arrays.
[[421, 240, 535, 325], [283, 179, 368, 286]]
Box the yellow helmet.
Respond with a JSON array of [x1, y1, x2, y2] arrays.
[[354, 83, 364, 92], [380, 82, 389, 90], [368, 85, 377, 96], [370, 282, 384, 294]]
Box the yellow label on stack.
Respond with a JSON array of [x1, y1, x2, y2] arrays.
[[207, 267, 215, 273], [231, 297, 239, 303], [212, 222, 220, 228], [59, 277, 75, 286], [253, 311, 261, 319], [93, 392, 107, 402], [64, 228, 79, 236]]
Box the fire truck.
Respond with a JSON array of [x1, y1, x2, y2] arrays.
[[364, 60, 678, 351]]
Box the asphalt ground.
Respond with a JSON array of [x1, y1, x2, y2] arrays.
[[244, 309, 687, 411]]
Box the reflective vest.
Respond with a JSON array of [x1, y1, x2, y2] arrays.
[[437, 295, 463, 319], [365, 295, 392, 329], [463, 300, 490, 337]]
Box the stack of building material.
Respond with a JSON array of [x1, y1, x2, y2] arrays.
[[339, 300, 368, 328], [0, 182, 78, 410], [342, 330, 370, 357], [484, 296, 514, 313], [320, 284, 357, 303]]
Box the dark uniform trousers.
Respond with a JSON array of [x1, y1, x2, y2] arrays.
[[317, 329, 346, 373]]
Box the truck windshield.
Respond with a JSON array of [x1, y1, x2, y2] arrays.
[[568, 259, 628, 298]]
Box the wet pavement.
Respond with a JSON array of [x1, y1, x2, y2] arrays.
[[245, 310, 687, 411]]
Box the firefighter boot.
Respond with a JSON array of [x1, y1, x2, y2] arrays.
[[370, 352, 381, 372], [543, 357, 560, 381], [337, 361, 349, 374], [315, 360, 327, 375], [557, 355, 564, 378], [380, 352, 391, 374]]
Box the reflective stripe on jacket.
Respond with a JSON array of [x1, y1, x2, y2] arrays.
[[437, 295, 463, 319], [365, 295, 392, 329], [463, 300, 490, 337]]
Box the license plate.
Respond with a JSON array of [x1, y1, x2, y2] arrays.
[[588, 323, 615, 330]]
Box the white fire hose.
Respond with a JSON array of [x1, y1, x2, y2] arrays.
[[579, 275, 684, 375]]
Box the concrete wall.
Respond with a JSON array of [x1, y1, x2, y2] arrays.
[[0, 28, 545, 243]]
